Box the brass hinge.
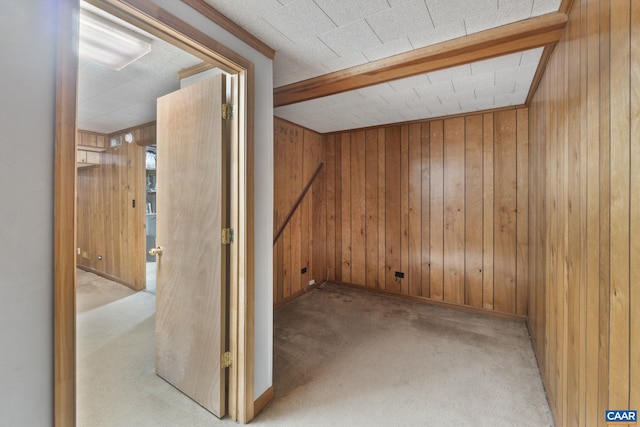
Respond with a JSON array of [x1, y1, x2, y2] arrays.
[[222, 103, 233, 120], [221, 228, 234, 245], [221, 351, 232, 368]]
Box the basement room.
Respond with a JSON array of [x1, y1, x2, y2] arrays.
[[2, 0, 636, 427]]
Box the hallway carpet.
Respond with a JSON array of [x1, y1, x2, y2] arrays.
[[77, 272, 553, 426]]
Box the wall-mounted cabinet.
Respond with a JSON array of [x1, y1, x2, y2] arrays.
[[77, 130, 107, 168]]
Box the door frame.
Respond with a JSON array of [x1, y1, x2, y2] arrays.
[[53, 0, 255, 424]]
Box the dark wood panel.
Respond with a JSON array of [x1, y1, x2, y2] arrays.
[[443, 117, 465, 305], [464, 115, 483, 308], [326, 134, 336, 281], [482, 113, 495, 309], [429, 121, 445, 301], [377, 128, 386, 290], [350, 131, 367, 286], [420, 123, 431, 297], [493, 110, 518, 313], [365, 129, 379, 288], [408, 124, 422, 296], [341, 133, 352, 283], [385, 126, 402, 293]]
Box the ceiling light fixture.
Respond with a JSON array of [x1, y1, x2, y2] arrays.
[[79, 8, 152, 71]]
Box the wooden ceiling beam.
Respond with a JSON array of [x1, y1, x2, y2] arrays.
[[274, 11, 568, 107]]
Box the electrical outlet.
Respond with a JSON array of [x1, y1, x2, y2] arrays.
[[395, 271, 405, 279], [82, 251, 89, 259], [301, 266, 307, 274], [77, 247, 81, 255], [308, 279, 315, 286]]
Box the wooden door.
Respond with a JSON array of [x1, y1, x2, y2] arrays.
[[154, 75, 228, 418]]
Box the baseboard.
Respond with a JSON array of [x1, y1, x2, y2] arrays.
[[253, 386, 274, 416], [334, 281, 527, 322], [273, 279, 324, 309], [77, 265, 139, 291]]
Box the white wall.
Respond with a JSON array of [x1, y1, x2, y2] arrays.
[[0, 1, 58, 425], [152, 0, 274, 400]]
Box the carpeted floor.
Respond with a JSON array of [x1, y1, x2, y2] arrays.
[[76, 271, 553, 427]]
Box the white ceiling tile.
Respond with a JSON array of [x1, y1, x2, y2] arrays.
[[319, 19, 382, 57], [471, 51, 522, 74], [388, 74, 432, 91], [520, 47, 544, 64], [275, 64, 330, 87], [452, 71, 494, 92], [427, 64, 471, 83], [414, 80, 454, 98], [494, 90, 528, 105], [465, 0, 533, 35], [459, 96, 496, 111], [314, 0, 390, 26], [438, 89, 476, 105], [531, 0, 561, 16], [242, 18, 296, 50], [425, 0, 497, 27], [474, 79, 516, 98], [292, 37, 339, 63], [408, 21, 467, 49], [203, 0, 284, 25], [362, 37, 414, 62], [366, 0, 435, 43], [263, 0, 336, 43], [322, 52, 369, 73]]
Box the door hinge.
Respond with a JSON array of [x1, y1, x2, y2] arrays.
[[222, 103, 233, 120], [221, 228, 234, 245], [221, 351, 232, 368]]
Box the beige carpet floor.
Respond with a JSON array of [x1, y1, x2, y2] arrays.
[[77, 271, 553, 426]]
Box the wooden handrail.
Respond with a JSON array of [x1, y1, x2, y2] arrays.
[[273, 162, 324, 244]]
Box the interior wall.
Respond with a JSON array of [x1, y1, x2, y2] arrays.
[[151, 0, 275, 400], [0, 1, 56, 425], [76, 127, 147, 290], [527, 0, 639, 426], [324, 109, 529, 317], [273, 118, 326, 306]]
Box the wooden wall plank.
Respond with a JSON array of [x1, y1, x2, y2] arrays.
[[464, 115, 483, 307], [400, 125, 410, 295], [272, 118, 327, 305], [630, 0, 640, 415], [290, 208, 302, 295], [420, 123, 431, 297], [443, 117, 465, 305], [493, 110, 518, 313], [351, 130, 367, 286], [326, 135, 336, 281], [377, 128, 386, 290], [429, 121, 445, 300], [335, 135, 343, 283], [365, 130, 379, 288], [341, 133, 352, 283], [482, 113, 495, 310], [408, 123, 423, 297], [609, 0, 631, 413], [385, 126, 402, 293], [527, 0, 638, 424], [516, 108, 529, 316]]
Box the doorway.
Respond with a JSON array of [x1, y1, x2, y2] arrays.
[[54, 0, 256, 424]]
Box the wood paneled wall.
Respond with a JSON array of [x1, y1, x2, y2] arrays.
[[273, 118, 326, 306], [76, 127, 146, 290], [324, 109, 529, 317], [528, 0, 639, 426]]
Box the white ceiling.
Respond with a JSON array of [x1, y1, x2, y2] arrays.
[[77, 4, 202, 134], [203, 0, 560, 133], [80, 0, 562, 135]]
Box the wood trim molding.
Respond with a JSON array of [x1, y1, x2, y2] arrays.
[[178, 62, 215, 80], [54, 1, 78, 426], [559, 0, 576, 14], [181, 0, 275, 59], [274, 12, 568, 107], [273, 162, 324, 243], [253, 386, 274, 416], [525, 44, 556, 106], [56, 0, 257, 424]]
